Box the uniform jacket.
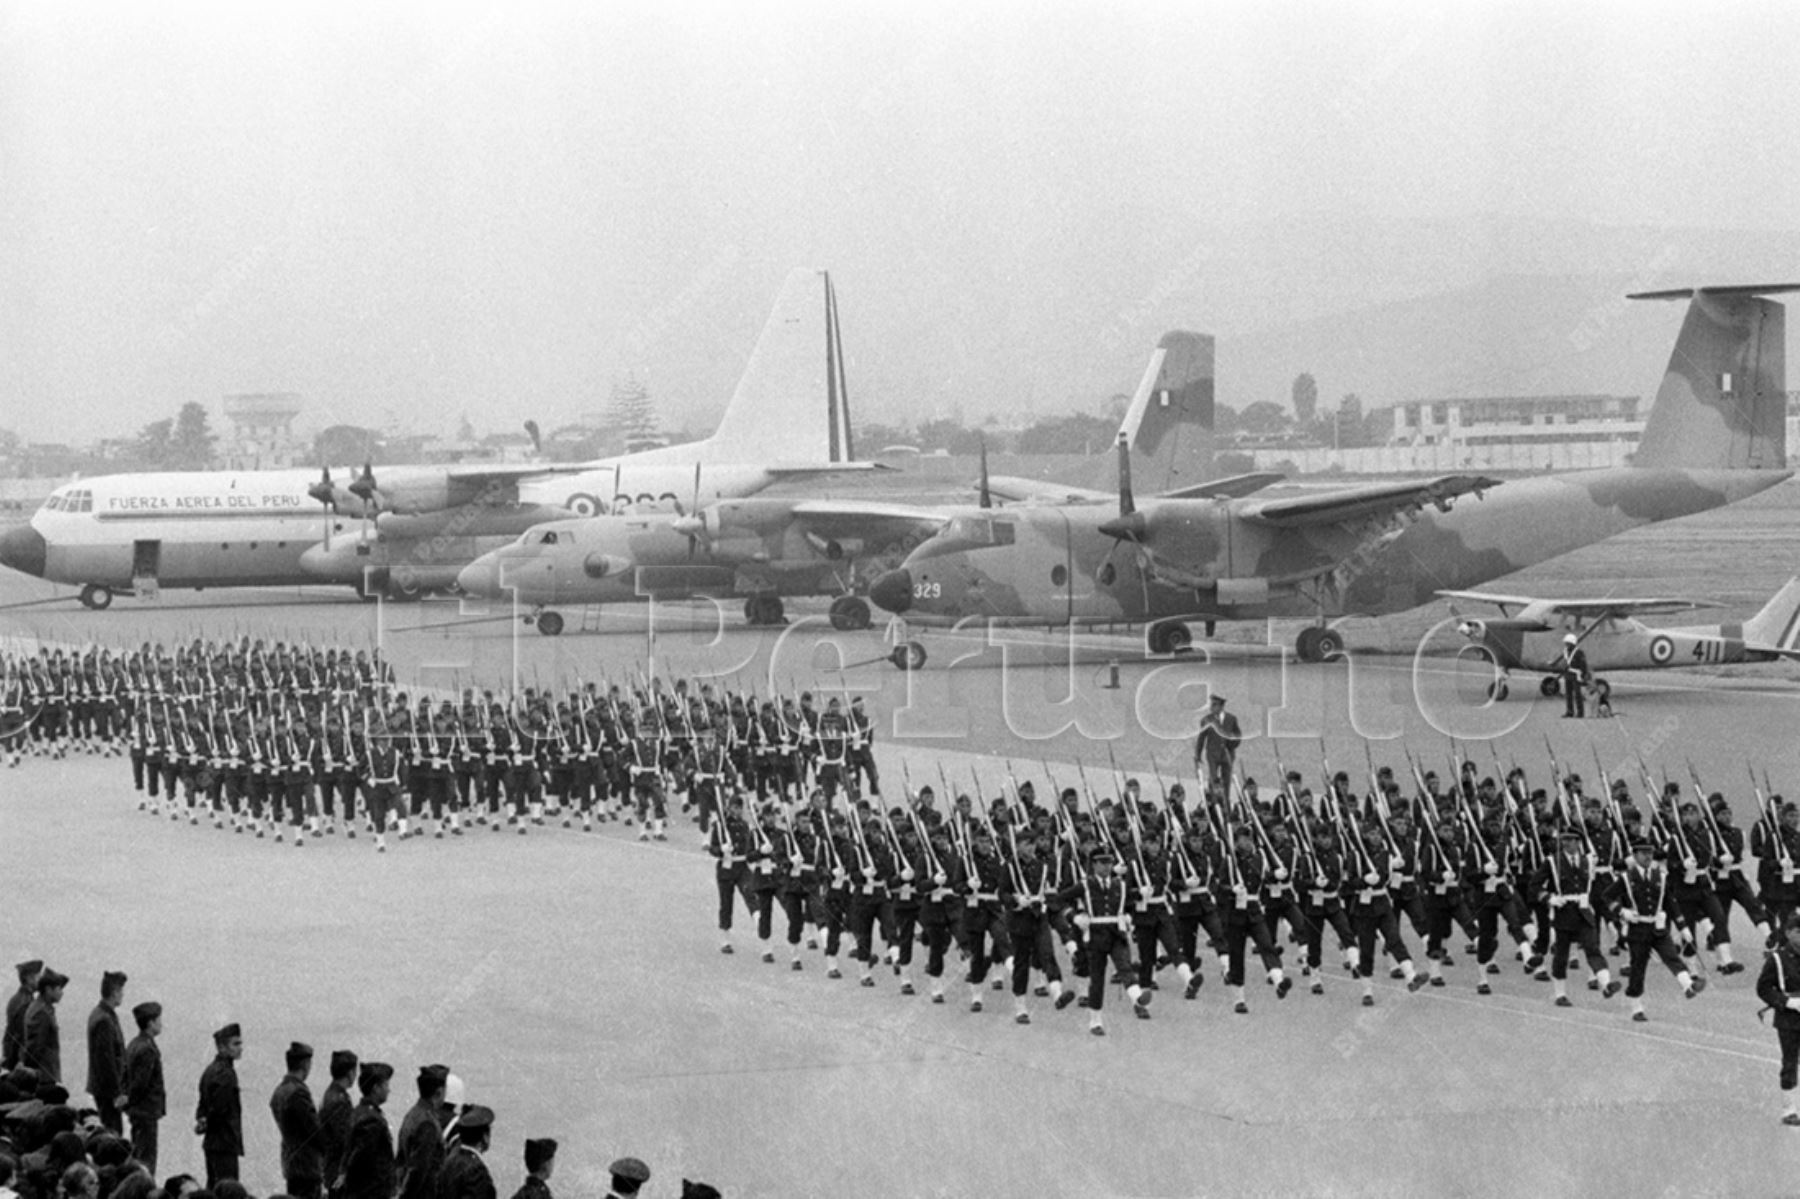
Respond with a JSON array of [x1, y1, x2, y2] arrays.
[[21, 997, 59, 1083], [86, 1003, 125, 1103], [196, 1054, 243, 1155], [395, 1098, 445, 1199], [124, 1032, 166, 1119], [435, 1144, 497, 1199], [271, 1074, 324, 1185], [508, 1176, 552, 1199], [1755, 941, 1800, 1032], [341, 1101, 396, 1199], [1532, 851, 1599, 930], [318, 1080, 355, 1186]]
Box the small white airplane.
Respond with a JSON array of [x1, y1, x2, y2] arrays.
[[0, 269, 875, 606], [1439, 576, 1800, 699]]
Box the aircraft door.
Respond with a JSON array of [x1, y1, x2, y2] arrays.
[[131, 540, 161, 599]]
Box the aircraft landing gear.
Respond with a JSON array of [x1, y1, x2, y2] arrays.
[[534, 610, 565, 637], [890, 641, 927, 671], [829, 595, 872, 631], [1487, 678, 1510, 701], [1540, 675, 1561, 698], [1295, 625, 1344, 663], [78, 584, 114, 610], [1146, 620, 1193, 655], [744, 594, 785, 626]]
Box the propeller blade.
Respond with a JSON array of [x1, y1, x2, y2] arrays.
[[309, 465, 335, 552], [978, 435, 992, 510], [1116, 434, 1134, 517]]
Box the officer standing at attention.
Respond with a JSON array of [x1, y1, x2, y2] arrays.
[[435, 1105, 497, 1199], [122, 1001, 165, 1172], [342, 1062, 397, 1199], [271, 1041, 323, 1199], [1193, 694, 1241, 797], [1559, 633, 1591, 718], [195, 1022, 244, 1187], [85, 971, 127, 1133], [510, 1138, 556, 1199]]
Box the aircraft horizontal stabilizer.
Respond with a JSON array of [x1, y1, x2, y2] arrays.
[[1240, 475, 1501, 529], [1157, 472, 1286, 501]]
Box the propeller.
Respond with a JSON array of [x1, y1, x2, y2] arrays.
[[308, 465, 337, 552], [670, 462, 707, 558], [347, 461, 379, 546], [524, 419, 542, 456], [977, 435, 992, 510], [1097, 434, 1146, 542]]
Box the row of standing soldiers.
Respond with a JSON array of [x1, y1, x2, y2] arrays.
[[707, 758, 1800, 1039]]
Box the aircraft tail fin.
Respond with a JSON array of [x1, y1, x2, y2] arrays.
[[704, 268, 856, 464], [1630, 284, 1798, 470], [1743, 574, 1800, 652], [1108, 331, 1215, 494]]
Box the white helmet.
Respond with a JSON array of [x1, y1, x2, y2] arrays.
[[1563, 633, 1578, 646]]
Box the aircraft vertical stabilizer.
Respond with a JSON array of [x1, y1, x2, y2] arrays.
[[704, 268, 854, 464], [1630, 284, 1798, 470], [1743, 575, 1800, 651], [1108, 330, 1215, 495]]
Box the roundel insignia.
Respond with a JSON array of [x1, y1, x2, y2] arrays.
[[1648, 634, 1674, 665], [567, 493, 602, 517]]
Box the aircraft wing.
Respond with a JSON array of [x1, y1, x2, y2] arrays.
[[1156, 472, 1286, 500], [984, 476, 1115, 505], [442, 463, 589, 483], [1437, 590, 1723, 620], [765, 462, 891, 477], [1237, 475, 1502, 529], [785, 499, 950, 541]]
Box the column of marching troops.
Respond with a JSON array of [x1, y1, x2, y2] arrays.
[[1, 970, 708, 1199], [0, 639, 881, 854], [705, 711, 1800, 1125]]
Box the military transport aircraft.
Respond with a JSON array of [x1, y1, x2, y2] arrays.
[[0, 269, 871, 606], [870, 283, 1798, 665], [1439, 575, 1800, 699], [455, 331, 1225, 635]]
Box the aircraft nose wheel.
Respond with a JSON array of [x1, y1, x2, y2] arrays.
[[1295, 626, 1344, 663], [1146, 620, 1193, 655], [744, 595, 785, 626], [78, 584, 114, 610], [829, 595, 873, 631], [535, 610, 564, 637], [890, 641, 927, 671], [1487, 679, 1510, 701]]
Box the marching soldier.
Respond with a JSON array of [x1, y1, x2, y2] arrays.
[[1533, 829, 1619, 1007], [1754, 911, 1800, 1126], [1604, 838, 1706, 1022]]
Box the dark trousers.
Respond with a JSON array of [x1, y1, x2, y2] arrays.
[[849, 892, 885, 964], [128, 1114, 158, 1172], [716, 867, 746, 931], [1549, 917, 1605, 979], [1223, 911, 1281, 986], [1084, 925, 1133, 1010], [1713, 872, 1769, 936], [205, 1150, 239, 1188], [1779, 1024, 1799, 1092], [1352, 899, 1412, 976], [779, 889, 809, 946], [1008, 910, 1062, 995], [1131, 908, 1183, 988], [921, 904, 955, 978], [964, 904, 1002, 985], [889, 902, 920, 967], [1302, 899, 1354, 969], [1624, 929, 1685, 997], [286, 1177, 323, 1199]]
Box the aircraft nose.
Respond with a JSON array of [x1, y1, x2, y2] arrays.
[[456, 557, 497, 597], [870, 568, 912, 614], [0, 524, 47, 578]]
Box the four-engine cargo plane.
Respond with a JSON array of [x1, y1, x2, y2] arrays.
[[455, 331, 1224, 635], [1439, 575, 1800, 699], [870, 284, 1798, 664], [0, 269, 871, 605]]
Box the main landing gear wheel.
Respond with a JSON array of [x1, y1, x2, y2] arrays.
[[1487, 679, 1510, 701], [1146, 621, 1193, 656], [78, 585, 114, 610], [744, 595, 785, 626], [535, 610, 564, 637], [1295, 626, 1344, 663], [890, 641, 927, 671], [829, 595, 872, 631], [1540, 676, 1562, 698]]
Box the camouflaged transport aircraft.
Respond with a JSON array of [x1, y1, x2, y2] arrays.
[[454, 332, 1225, 636], [869, 284, 1798, 666]]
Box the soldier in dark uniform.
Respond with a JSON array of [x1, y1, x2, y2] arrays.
[[3, 958, 42, 1071], [396, 1065, 449, 1199], [85, 971, 127, 1132], [1533, 828, 1619, 1006], [845, 696, 879, 798], [1213, 828, 1289, 1014], [1193, 694, 1241, 798], [1604, 838, 1706, 1022], [122, 1001, 165, 1172], [22, 967, 66, 1083], [1074, 844, 1140, 1035], [194, 1022, 244, 1187], [511, 1138, 555, 1199], [271, 1041, 323, 1199], [318, 1049, 359, 1191], [1755, 911, 1800, 1126], [1753, 801, 1800, 933], [435, 1104, 496, 1199], [605, 1156, 650, 1199], [341, 1062, 396, 1199]]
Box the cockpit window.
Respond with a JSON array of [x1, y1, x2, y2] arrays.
[[943, 515, 1016, 546], [539, 531, 559, 545]]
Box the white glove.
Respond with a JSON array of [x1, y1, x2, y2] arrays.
[[933, 873, 947, 887], [901, 868, 915, 881], [1363, 872, 1381, 886], [1483, 862, 1498, 876], [1683, 858, 1696, 872], [1788, 998, 1800, 1012], [1718, 853, 1733, 866], [861, 866, 876, 879], [1274, 867, 1289, 881], [1075, 914, 1091, 929]]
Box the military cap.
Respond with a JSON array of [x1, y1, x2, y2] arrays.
[[288, 1041, 314, 1061], [38, 969, 69, 990], [213, 1022, 241, 1042], [101, 971, 128, 993], [330, 1050, 359, 1076], [358, 1062, 394, 1090], [418, 1064, 450, 1093], [1558, 827, 1583, 841], [15, 959, 43, 979], [1209, 693, 1226, 705], [459, 1104, 494, 1133], [131, 1001, 161, 1026], [610, 1158, 651, 1184], [683, 1183, 722, 1199], [524, 1138, 557, 1173], [1090, 842, 1117, 860], [1627, 836, 1655, 854]]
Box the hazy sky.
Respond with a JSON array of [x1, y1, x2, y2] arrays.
[[3, 1, 1797, 446]]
